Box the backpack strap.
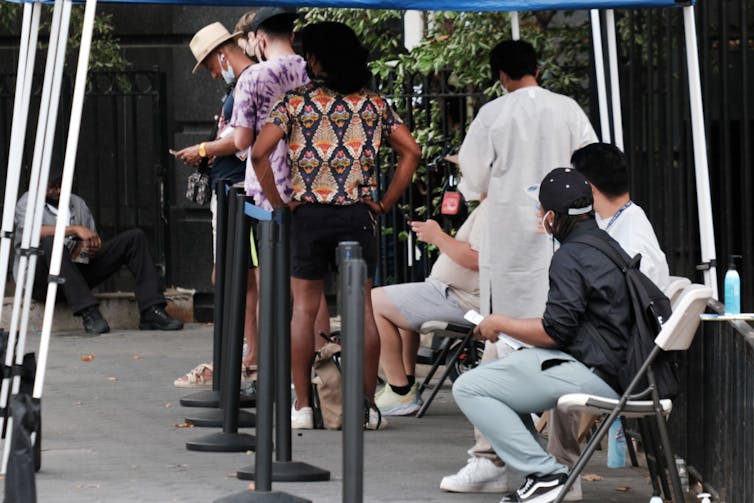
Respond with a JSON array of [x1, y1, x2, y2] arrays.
[[568, 232, 641, 272]]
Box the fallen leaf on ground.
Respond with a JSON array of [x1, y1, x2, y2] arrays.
[[614, 486, 631, 492], [174, 423, 193, 428], [76, 483, 100, 489], [81, 354, 94, 362], [165, 403, 173, 408], [132, 355, 141, 360], [582, 473, 603, 481], [247, 482, 255, 490], [107, 377, 117, 381]]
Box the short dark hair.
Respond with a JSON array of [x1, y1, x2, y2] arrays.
[[489, 40, 538, 81], [571, 143, 629, 198], [301, 22, 372, 94], [256, 15, 295, 37]]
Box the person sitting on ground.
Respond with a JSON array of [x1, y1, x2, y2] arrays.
[[250, 21, 420, 430], [14, 168, 183, 335], [453, 167, 631, 503], [373, 196, 487, 416]]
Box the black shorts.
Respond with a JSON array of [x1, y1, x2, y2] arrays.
[[291, 203, 378, 280]]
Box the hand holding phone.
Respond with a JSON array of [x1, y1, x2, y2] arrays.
[[464, 310, 485, 326]]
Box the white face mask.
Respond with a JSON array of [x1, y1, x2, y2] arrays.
[[217, 54, 236, 85]]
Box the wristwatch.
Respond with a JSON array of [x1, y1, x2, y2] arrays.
[[198, 142, 208, 158]]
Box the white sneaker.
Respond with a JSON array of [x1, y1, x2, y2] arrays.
[[440, 457, 509, 493], [364, 404, 388, 430], [563, 477, 582, 501], [375, 384, 421, 416], [291, 404, 314, 429]]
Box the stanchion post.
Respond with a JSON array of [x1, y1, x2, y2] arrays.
[[339, 242, 366, 503], [274, 208, 292, 462], [235, 208, 329, 483], [185, 192, 255, 453]]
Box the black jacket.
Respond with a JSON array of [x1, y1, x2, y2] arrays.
[[542, 219, 633, 374]]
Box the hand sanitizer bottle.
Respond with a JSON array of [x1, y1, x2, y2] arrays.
[[724, 255, 741, 314], [607, 419, 626, 468]]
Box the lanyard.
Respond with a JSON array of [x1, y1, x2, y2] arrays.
[[605, 200, 632, 231]]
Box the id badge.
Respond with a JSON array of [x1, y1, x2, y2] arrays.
[[441, 191, 462, 215]]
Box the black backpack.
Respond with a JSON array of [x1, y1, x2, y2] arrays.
[[571, 233, 678, 399]]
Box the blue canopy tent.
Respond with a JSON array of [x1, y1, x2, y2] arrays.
[[0, 0, 714, 479]]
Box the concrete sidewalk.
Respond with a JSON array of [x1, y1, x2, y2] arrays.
[[1, 325, 654, 502]]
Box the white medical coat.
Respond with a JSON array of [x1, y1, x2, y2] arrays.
[[459, 86, 597, 316]]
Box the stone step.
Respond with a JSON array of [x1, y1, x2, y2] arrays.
[[1, 288, 194, 334]]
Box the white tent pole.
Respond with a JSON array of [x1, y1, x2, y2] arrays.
[[0, 2, 41, 328], [510, 11, 520, 40], [590, 9, 611, 143], [33, 0, 99, 402], [605, 9, 624, 150], [683, 5, 718, 297], [0, 0, 71, 472]]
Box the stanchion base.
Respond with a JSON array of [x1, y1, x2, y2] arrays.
[[180, 390, 255, 409], [186, 432, 256, 452], [214, 489, 311, 503], [236, 461, 331, 482], [185, 409, 256, 428]]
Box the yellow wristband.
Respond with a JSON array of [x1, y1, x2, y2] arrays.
[[199, 142, 208, 158]]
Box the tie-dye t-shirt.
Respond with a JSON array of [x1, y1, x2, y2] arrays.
[[230, 55, 309, 210], [267, 80, 402, 205]]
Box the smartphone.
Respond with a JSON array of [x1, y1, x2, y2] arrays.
[[464, 310, 485, 326], [168, 148, 177, 156]]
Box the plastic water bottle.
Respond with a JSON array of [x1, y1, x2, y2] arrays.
[[724, 255, 741, 314], [607, 419, 626, 468], [675, 456, 690, 493]]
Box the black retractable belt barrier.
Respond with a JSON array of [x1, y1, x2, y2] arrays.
[[338, 242, 366, 503], [216, 211, 313, 502], [181, 181, 254, 412], [184, 185, 255, 427], [186, 193, 256, 452], [236, 207, 329, 483]]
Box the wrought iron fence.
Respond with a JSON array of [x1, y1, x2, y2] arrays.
[[0, 69, 168, 290]]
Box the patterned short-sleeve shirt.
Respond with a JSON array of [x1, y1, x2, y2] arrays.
[[230, 55, 309, 210], [268, 80, 403, 205]]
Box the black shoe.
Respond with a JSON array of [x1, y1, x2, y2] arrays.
[[79, 306, 110, 335], [499, 473, 567, 503], [139, 305, 183, 331]]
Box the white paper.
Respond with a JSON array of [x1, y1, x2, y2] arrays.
[[464, 310, 532, 352]]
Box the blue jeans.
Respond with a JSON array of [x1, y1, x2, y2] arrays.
[[452, 347, 618, 477]]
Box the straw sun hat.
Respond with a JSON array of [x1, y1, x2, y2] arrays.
[[190, 22, 241, 73]]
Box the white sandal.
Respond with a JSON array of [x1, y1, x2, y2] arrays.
[[173, 363, 213, 388]]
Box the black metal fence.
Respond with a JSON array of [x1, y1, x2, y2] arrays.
[[0, 70, 168, 290]]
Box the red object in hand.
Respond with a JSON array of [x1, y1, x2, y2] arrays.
[[441, 191, 462, 215]]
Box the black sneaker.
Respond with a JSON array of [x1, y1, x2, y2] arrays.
[[79, 306, 110, 335], [499, 473, 567, 503], [139, 305, 183, 331]]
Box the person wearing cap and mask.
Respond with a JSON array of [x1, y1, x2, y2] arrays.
[[173, 22, 256, 386], [14, 167, 183, 335], [452, 168, 632, 503], [443, 39, 597, 496], [230, 7, 308, 210]]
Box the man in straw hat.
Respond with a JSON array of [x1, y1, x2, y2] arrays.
[[172, 21, 256, 387]]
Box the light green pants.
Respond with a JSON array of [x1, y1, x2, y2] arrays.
[[453, 347, 618, 477]]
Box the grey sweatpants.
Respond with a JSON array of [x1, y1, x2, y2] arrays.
[[453, 347, 618, 477]]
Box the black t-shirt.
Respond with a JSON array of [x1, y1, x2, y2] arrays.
[[209, 87, 245, 187]]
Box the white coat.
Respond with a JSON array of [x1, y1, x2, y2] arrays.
[[459, 85, 597, 317]]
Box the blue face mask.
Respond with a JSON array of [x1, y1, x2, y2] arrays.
[[217, 54, 236, 85]]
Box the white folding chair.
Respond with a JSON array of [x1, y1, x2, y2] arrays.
[[553, 284, 713, 503], [664, 276, 692, 309]]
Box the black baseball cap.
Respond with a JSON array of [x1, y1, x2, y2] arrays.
[[250, 7, 298, 34], [538, 167, 593, 215]]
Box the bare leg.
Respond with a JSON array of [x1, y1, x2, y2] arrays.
[[400, 328, 420, 377], [363, 278, 381, 402], [290, 277, 323, 409], [243, 268, 258, 368], [313, 289, 331, 352], [372, 287, 411, 387]]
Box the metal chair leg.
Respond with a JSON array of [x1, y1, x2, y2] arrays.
[[622, 418, 639, 467], [416, 337, 452, 396], [416, 330, 473, 418]]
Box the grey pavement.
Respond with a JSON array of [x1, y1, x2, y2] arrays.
[[2, 324, 654, 502]]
